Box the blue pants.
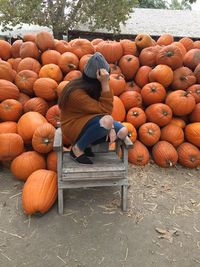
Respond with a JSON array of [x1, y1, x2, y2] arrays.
[[75, 115, 124, 151]]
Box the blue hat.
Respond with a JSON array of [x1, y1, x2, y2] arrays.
[[83, 52, 110, 79]]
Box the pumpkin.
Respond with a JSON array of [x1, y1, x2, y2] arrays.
[[119, 39, 137, 56], [139, 45, 162, 67], [39, 64, 63, 82], [91, 38, 104, 46], [33, 78, 58, 101], [189, 103, 200, 122], [70, 38, 94, 58], [23, 33, 36, 42], [165, 90, 196, 116], [32, 123, 55, 153], [15, 70, 38, 95], [125, 81, 141, 93], [194, 64, 200, 84], [126, 107, 146, 128], [35, 31, 55, 51], [170, 117, 186, 129], [0, 79, 19, 101], [152, 141, 178, 167], [173, 42, 187, 57], [135, 33, 154, 49], [183, 49, 200, 70], [177, 142, 200, 168], [186, 84, 200, 103], [185, 122, 200, 147], [79, 54, 92, 72], [45, 105, 61, 127], [0, 133, 24, 161], [118, 55, 139, 80], [134, 66, 152, 88], [0, 40, 11, 60], [22, 169, 57, 215], [156, 44, 183, 70], [11, 40, 23, 58], [157, 33, 174, 46], [193, 41, 200, 49], [121, 122, 137, 143], [56, 81, 69, 97], [96, 40, 123, 63], [138, 122, 160, 146], [128, 140, 150, 166], [64, 70, 82, 81], [41, 50, 61, 65], [109, 74, 126, 96], [47, 151, 57, 172], [18, 92, 31, 107], [145, 103, 172, 127], [0, 60, 15, 82], [160, 124, 184, 147], [11, 151, 46, 181], [149, 64, 173, 88], [109, 64, 122, 75], [55, 40, 72, 54], [111, 96, 126, 122], [19, 41, 40, 59], [58, 52, 79, 74], [171, 67, 196, 90], [17, 111, 47, 143], [0, 121, 17, 134], [0, 99, 22, 122], [17, 57, 41, 74], [120, 90, 142, 111], [179, 37, 194, 51], [141, 82, 166, 106], [7, 58, 22, 71], [23, 97, 49, 116]]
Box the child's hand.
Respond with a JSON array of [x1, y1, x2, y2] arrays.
[[96, 68, 109, 83]]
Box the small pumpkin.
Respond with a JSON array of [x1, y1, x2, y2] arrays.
[[119, 91, 142, 111], [0, 121, 18, 134], [58, 52, 79, 74], [96, 40, 123, 63], [11, 40, 23, 58], [157, 33, 174, 46], [183, 49, 200, 70], [19, 41, 40, 59], [47, 151, 57, 172], [189, 103, 200, 122], [141, 82, 166, 106], [171, 67, 196, 90], [41, 50, 61, 65], [126, 107, 146, 128], [0, 99, 23, 122], [0, 40, 11, 60], [128, 140, 150, 166], [33, 78, 58, 101], [118, 55, 139, 81], [186, 84, 200, 103], [23, 97, 49, 116], [109, 74, 126, 96], [160, 124, 184, 147], [138, 122, 161, 146], [35, 31, 55, 51], [185, 122, 200, 147], [39, 64, 63, 82], [121, 122, 137, 143], [15, 70, 38, 95], [134, 66, 152, 88], [149, 64, 173, 88], [0, 79, 19, 101], [17, 57, 41, 74], [45, 105, 61, 127], [70, 38, 95, 58], [177, 142, 200, 168]]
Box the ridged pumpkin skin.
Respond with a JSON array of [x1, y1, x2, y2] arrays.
[[135, 33, 154, 49], [17, 57, 41, 74], [139, 45, 162, 67], [183, 49, 200, 70], [0, 99, 23, 121], [15, 70, 38, 95], [141, 82, 166, 106], [79, 54, 93, 72], [70, 38, 94, 58], [157, 33, 174, 46], [145, 103, 173, 127], [55, 40, 72, 54], [160, 124, 184, 147], [18, 92, 31, 107], [41, 50, 61, 65], [0, 121, 17, 134], [109, 74, 126, 96], [22, 169, 57, 215], [165, 90, 196, 116], [152, 141, 178, 167], [177, 142, 200, 168], [128, 140, 150, 166], [47, 151, 57, 172], [46, 105, 61, 127], [35, 31, 55, 51], [135, 66, 152, 88], [189, 103, 200, 122], [0, 61, 15, 81], [119, 91, 142, 111], [171, 67, 196, 90], [17, 111, 47, 143], [23, 97, 49, 116], [0, 40, 11, 60], [149, 64, 173, 88], [170, 117, 186, 129], [118, 55, 139, 81], [111, 96, 126, 122], [64, 70, 82, 81], [126, 107, 146, 128], [58, 52, 79, 74], [0, 80, 19, 101], [120, 39, 137, 56], [179, 37, 194, 51], [39, 64, 63, 82], [186, 84, 200, 103], [32, 123, 55, 153], [11, 151, 46, 181], [121, 122, 137, 143], [185, 123, 200, 148], [96, 40, 123, 63], [0, 133, 24, 160], [138, 122, 161, 146], [33, 78, 58, 101], [19, 41, 40, 59]]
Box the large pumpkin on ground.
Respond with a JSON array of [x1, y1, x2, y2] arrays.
[[22, 169, 57, 215], [185, 122, 200, 147], [0, 133, 24, 160], [177, 142, 200, 168]]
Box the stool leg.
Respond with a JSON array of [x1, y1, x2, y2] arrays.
[[58, 188, 64, 214], [121, 185, 128, 211]]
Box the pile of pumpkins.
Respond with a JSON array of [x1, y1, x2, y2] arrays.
[[0, 31, 200, 214]]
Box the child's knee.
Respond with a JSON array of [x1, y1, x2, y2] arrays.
[[99, 115, 113, 130]]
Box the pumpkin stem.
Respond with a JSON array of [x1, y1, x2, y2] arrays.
[[150, 86, 157, 92], [148, 129, 154, 135], [133, 111, 139, 117], [127, 57, 132, 62], [190, 156, 196, 162], [180, 76, 188, 81], [43, 138, 50, 144], [68, 64, 76, 69], [167, 160, 173, 167], [166, 50, 174, 57]]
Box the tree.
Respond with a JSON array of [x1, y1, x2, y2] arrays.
[[0, 0, 138, 39], [137, 0, 197, 9]]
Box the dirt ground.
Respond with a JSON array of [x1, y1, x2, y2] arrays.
[[0, 162, 200, 267]]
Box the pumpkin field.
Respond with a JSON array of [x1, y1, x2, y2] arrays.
[[0, 31, 200, 215]]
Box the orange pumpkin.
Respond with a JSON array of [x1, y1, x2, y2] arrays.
[[33, 78, 58, 101], [118, 55, 139, 80], [126, 107, 146, 128], [194, 63, 200, 84], [0, 79, 19, 101], [58, 52, 79, 74], [19, 41, 40, 59], [70, 38, 94, 58], [11, 40, 23, 58], [0, 133, 24, 160], [141, 82, 166, 106], [185, 122, 200, 147], [39, 64, 63, 82], [111, 96, 126, 122], [179, 37, 194, 51], [23, 33, 36, 42], [22, 169, 57, 215], [160, 124, 184, 147], [35, 31, 55, 51], [152, 141, 178, 167], [109, 64, 122, 75], [157, 33, 174, 46], [128, 140, 150, 166], [0, 60, 15, 82], [177, 142, 200, 168], [23, 97, 49, 116], [0, 40, 11, 60], [55, 40, 72, 54], [79, 54, 92, 72], [138, 122, 161, 146], [56, 81, 69, 97], [7, 58, 22, 71], [41, 50, 61, 65], [47, 151, 57, 172], [46, 105, 61, 127], [149, 64, 173, 88], [15, 70, 38, 95], [32, 123, 55, 153], [0, 99, 22, 121], [135, 66, 152, 88], [120, 91, 142, 111], [0, 121, 18, 134], [11, 151, 46, 181], [170, 117, 186, 129], [173, 42, 187, 57], [165, 90, 196, 116], [96, 40, 123, 63], [121, 122, 137, 143], [64, 70, 82, 81], [186, 84, 200, 103], [171, 67, 196, 90], [120, 39, 137, 56], [17, 111, 47, 143], [125, 81, 141, 93], [189, 103, 200, 122], [183, 49, 200, 70], [135, 33, 154, 49], [17, 57, 41, 74], [109, 74, 126, 96], [139, 45, 162, 67]]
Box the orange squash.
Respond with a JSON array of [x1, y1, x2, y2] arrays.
[[177, 142, 200, 168], [128, 140, 150, 166], [138, 122, 161, 146], [0, 79, 19, 101], [0, 99, 22, 121], [0, 133, 24, 160]]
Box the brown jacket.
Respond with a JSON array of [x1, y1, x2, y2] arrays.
[[60, 88, 113, 144]]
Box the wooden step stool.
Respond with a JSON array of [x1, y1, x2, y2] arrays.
[[53, 127, 133, 214]]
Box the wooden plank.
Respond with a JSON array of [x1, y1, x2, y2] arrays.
[[53, 127, 62, 151], [59, 179, 128, 188], [62, 171, 125, 181]]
